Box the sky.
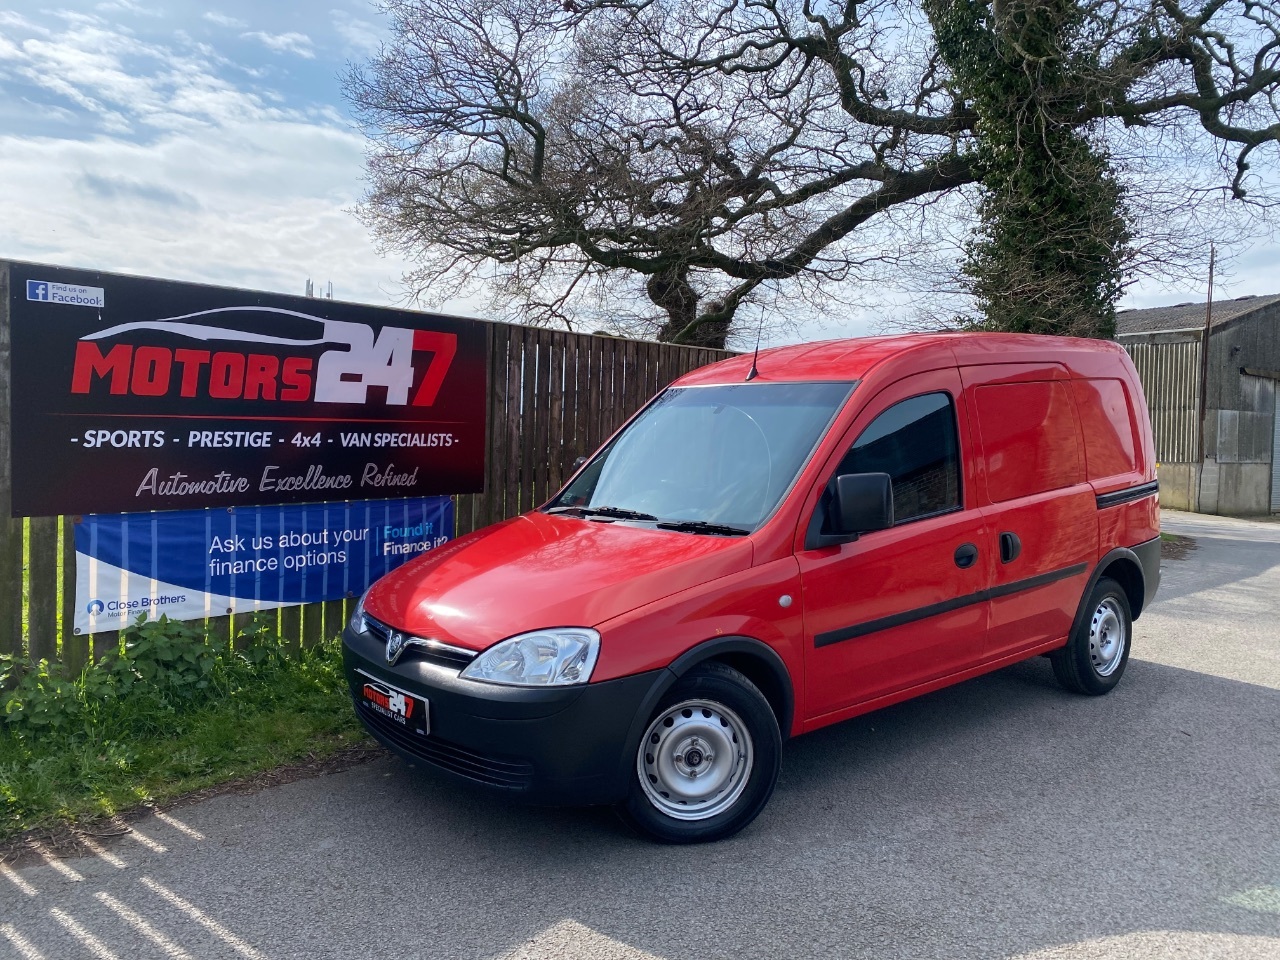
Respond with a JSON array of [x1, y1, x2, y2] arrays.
[[0, 1, 1276, 347]]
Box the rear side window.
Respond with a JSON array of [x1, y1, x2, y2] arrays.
[[973, 381, 1084, 502], [835, 392, 961, 523], [1071, 378, 1139, 479]]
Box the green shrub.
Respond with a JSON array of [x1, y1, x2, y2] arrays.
[[1, 613, 298, 738], [1, 656, 83, 733]]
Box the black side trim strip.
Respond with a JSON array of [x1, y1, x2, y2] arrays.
[[987, 563, 1088, 600], [1095, 480, 1159, 510], [814, 562, 1089, 648]]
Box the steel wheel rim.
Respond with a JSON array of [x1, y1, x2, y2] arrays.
[[637, 699, 754, 821], [1089, 597, 1127, 677]]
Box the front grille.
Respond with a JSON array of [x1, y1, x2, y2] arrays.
[[364, 616, 477, 669], [355, 700, 534, 791]]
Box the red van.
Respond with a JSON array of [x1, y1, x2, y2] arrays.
[[344, 334, 1160, 843]]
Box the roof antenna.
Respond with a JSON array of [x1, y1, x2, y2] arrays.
[[745, 309, 764, 382]]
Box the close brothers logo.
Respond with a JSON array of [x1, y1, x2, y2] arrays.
[[86, 595, 188, 617], [68, 307, 457, 407]]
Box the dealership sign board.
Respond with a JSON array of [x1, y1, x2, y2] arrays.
[[9, 262, 487, 517], [74, 497, 454, 635]]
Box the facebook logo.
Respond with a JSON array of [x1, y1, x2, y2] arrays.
[[25, 279, 105, 307]]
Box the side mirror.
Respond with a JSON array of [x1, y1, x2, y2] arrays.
[[831, 472, 894, 535], [571, 456, 588, 472]]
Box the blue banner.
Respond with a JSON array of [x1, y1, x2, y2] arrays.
[[73, 498, 454, 634]]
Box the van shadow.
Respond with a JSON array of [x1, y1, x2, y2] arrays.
[[307, 655, 1280, 960]]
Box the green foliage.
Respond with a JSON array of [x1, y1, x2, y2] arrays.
[[0, 616, 365, 838], [926, 0, 1131, 338], [0, 656, 83, 733], [3, 616, 225, 736], [122, 616, 219, 690]]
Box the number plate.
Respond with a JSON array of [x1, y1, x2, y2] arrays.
[[358, 672, 429, 736]]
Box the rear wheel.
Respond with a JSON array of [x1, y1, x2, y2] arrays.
[[617, 662, 781, 844], [1052, 577, 1132, 695]]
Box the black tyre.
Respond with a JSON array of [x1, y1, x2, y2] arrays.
[[1051, 577, 1133, 695], [617, 661, 781, 844]]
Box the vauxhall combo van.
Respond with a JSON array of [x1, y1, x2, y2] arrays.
[[344, 333, 1160, 843]]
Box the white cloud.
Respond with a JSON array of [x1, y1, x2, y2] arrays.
[[241, 30, 315, 59], [78, 171, 200, 210], [95, 0, 162, 15], [202, 12, 248, 29], [1, 14, 286, 134], [0, 123, 409, 306], [332, 9, 382, 55], [0, 11, 421, 310]]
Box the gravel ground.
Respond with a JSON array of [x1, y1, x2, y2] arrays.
[[2, 509, 1277, 960]]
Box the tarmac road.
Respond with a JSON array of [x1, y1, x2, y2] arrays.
[[3, 510, 1278, 959]]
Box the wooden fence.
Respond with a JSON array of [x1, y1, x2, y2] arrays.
[[0, 285, 732, 670]]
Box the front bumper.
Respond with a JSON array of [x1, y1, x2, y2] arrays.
[[342, 625, 662, 805]]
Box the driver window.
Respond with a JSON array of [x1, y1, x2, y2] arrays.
[[833, 392, 961, 525]]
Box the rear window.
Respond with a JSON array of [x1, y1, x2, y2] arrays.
[[973, 381, 1084, 502], [1072, 378, 1139, 479]]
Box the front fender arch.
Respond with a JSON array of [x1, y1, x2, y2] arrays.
[[666, 636, 796, 736], [601, 636, 797, 803], [621, 634, 795, 752]]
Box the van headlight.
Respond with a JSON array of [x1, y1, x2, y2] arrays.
[[460, 628, 600, 687], [349, 588, 371, 634]]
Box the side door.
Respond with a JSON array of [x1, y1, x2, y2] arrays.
[[798, 369, 993, 723], [960, 365, 1097, 660]]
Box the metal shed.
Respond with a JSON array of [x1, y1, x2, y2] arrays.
[[1117, 294, 1280, 515]]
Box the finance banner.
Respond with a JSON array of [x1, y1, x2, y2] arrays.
[[73, 497, 454, 635], [8, 261, 487, 517]]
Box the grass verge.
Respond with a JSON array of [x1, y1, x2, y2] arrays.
[[0, 629, 369, 842]]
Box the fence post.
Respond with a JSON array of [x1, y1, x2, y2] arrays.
[[0, 262, 23, 657], [206, 614, 232, 651], [279, 605, 301, 656], [300, 602, 322, 648], [323, 598, 345, 642], [62, 517, 89, 676], [27, 517, 58, 662]]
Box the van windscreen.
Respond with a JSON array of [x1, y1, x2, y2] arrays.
[[549, 382, 854, 533]]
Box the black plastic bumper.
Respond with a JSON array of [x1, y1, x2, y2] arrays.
[[1133, 535, 1161, 615], [342, 626, 663, 806]]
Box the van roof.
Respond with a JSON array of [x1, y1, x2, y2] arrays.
[[673, 333, 1129, 386]]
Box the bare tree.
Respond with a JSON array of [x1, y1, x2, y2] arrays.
[[348, 0, 1280, 346], [347, 0, 973, 346]]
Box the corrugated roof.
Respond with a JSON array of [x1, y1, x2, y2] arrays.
[[1116, 293, 1280, 335]]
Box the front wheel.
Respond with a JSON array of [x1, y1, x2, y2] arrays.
[[1051, 577, 1133, 695], [617, 662, 781, 844]]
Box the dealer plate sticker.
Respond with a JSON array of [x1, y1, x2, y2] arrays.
[[26, 280, 105, 308], [358, 671, 429, 736]]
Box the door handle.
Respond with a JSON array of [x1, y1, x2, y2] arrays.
[[954, 543, 979, 569], [1000, 532, 1022, 564]]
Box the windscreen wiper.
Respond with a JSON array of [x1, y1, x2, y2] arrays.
[[654, 520, 750, 536], [546, 505, 659, 521]]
